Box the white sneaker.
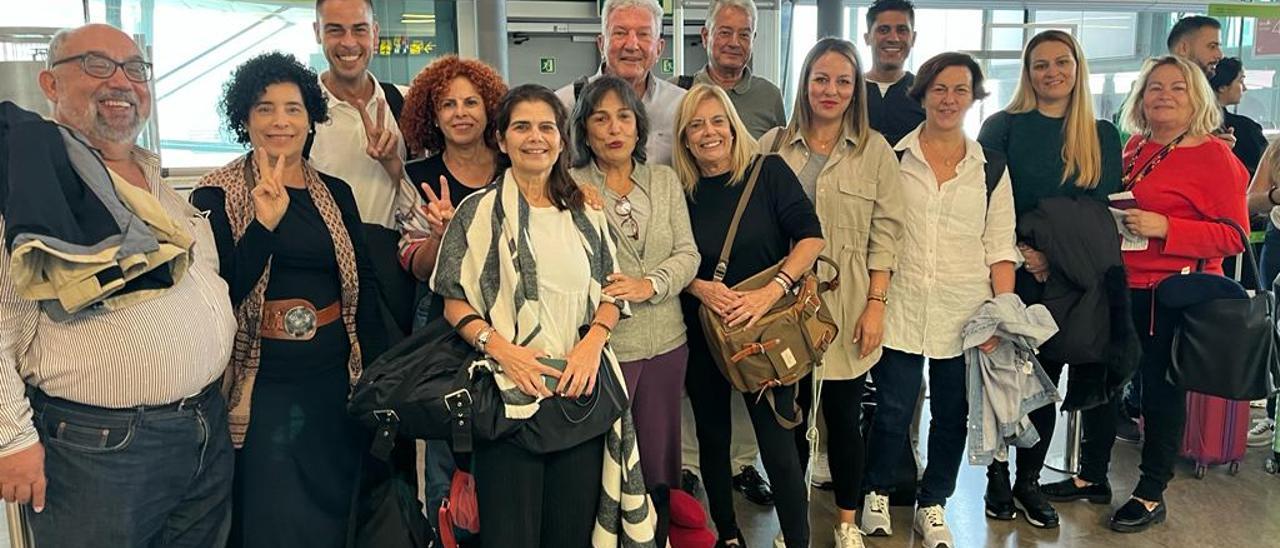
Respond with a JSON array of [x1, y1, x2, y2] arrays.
[[1248, 418, 1275, 447], [861, 492, 892, 536], [834, 522, 866, 548], [913, 505, 955, 548], [810, 450, 833, 488]]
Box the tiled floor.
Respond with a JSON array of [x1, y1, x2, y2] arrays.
[[730, 404, 1280, 548]]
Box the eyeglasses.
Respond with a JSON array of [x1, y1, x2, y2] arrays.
[[50, 52, 153, 83], [613, 195, 639, 240]]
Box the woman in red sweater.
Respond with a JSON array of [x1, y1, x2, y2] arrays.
[[1041, 55, 1248, 533]]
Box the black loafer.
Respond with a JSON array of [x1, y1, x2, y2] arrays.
[[733, 465, 775, 506], [715, 531, 748, 548], [1041, 477, 1112, 504], [1109, 498, 1166, 533], [1013, 481, 1060, 529], [984, 462, 1017, 521]]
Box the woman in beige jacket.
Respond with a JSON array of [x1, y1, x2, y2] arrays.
[[761, 37, 905, 548]]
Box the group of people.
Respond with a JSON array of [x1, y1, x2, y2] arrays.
[[0, 0, 1266, 547]]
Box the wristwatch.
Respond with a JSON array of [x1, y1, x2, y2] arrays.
[[475, 326, 496, 353], [867, 291, 888, 305]]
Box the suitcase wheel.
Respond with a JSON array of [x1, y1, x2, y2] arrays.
[[1229, 461, 1241, 475], [1195, 465, 1207, 479]]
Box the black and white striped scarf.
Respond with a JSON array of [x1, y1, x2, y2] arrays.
[[432, 169, 656, 546]]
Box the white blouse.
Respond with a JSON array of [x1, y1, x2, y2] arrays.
[[527, 205, 592, 357], [882, 126, 1020, 359]]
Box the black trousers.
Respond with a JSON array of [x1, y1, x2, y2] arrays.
[[473, 435, 605, 548], [685, 335, 809, 547], [989, 359, 1065, 484], [1078, 289, 1186, 501], [796, 374, 868, 510]]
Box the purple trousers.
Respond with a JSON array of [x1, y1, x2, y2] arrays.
[[620, 344, 689, 491]]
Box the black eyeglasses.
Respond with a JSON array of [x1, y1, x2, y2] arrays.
[[50, 52, 153, 83], [613, 195, 639, 240]]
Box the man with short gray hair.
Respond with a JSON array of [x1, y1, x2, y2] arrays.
[[673, 0, 784, 138], [557, 0, 686, 166]]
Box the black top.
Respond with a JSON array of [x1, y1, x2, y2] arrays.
[[866, 72, 926, 146], [683, 155, 823, 289], [190, 171, 387, 370], [404, 154, 493, 319], [978, 110, 1123, 217], [1222, 108, 1268, 176], [405, 154, 495, 207]]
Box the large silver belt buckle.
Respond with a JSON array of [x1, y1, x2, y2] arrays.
[[282, 305, 318, 339]]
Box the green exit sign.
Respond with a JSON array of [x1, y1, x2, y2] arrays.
[[539, 57, 556, 74], [660, 58, 674, 74]]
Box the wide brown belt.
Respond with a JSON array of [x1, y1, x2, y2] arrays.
[[259, 298, 341, 341]]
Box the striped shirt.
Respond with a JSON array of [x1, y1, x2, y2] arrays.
[[0, 148, 237, 456]]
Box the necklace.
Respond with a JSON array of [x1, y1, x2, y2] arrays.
[[921, 134, 965, 168]]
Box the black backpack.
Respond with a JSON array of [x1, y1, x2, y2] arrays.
[[893, 145, 1006, 203]]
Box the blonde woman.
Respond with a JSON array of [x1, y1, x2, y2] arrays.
[[675, 84, 824, 548], [760, 37, 904, 548], [1041, 55, 1248, 533], [976, 29, 1123, 529]]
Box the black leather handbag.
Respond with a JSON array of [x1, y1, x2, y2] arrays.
[[1163, 218, 1280, 401]]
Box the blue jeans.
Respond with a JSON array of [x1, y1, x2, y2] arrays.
[[26, 384, 234, 547], [864, 349, 968, 508]]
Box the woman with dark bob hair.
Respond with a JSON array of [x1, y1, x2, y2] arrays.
[[568, 76, 700, 498], [861, 52, 1019, 548], [190, 51, 387, 547], [432, 84, 652, 547]]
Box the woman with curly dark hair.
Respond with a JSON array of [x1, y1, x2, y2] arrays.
[[398, 55, 507, 287], [188, 51, 387, 547]]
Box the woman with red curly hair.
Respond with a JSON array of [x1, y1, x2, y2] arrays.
[[399, 55, 507, 288], [397, 55, 506, 547]]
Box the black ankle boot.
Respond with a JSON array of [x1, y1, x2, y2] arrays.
[[984, 461, 1017, 520], [1013, 479, 1060, 529]]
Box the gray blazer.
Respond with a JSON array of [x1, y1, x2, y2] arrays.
[[570, 162, 700, 362]]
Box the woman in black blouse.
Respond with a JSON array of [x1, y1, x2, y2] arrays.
[[190, 52, 385, 547], [976, 30, 1122, 530], [672, 83, 824, 548]]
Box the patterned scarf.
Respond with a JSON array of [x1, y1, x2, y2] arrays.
[[432, 170, 656, 546], [195, 153, 362, 447]]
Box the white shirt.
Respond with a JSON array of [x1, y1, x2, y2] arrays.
[[555, 66, 687, 167], [882, 126, 1019, 359], [309, 73, 412, 229], [528, 206, 591, 357]]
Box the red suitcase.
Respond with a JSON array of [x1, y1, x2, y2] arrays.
[[1180, 391, 1249, 478]]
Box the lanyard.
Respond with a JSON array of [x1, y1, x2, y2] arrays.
[[1122, 132, 1186, 190]]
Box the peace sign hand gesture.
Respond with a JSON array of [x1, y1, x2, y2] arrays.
[[355, 97, 403, 177], [252, 151, 290, 231], [421, 175, 455, 235]]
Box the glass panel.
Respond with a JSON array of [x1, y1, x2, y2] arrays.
[[85, 0, 458, 168], [1033, 11, 1138, 59], [7, 0, 85, 28]]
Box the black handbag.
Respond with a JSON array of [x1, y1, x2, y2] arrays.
[[349, 317, 626, 457], [1163, 218, 1280, 400]]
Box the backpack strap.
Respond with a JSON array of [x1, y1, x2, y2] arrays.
[[304, 81, 404, 159], [676, 75, 694, 90], [379, 81, 405, 121], [572, 75, 590, 100], [981, 146, 1006, 200]]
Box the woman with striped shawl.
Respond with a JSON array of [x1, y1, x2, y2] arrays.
[[430, 84, 655, 547]]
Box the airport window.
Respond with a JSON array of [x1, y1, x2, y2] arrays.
[[81, 0, 456, 169]]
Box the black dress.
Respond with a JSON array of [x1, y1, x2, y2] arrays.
[[190, 173, 386, 548]]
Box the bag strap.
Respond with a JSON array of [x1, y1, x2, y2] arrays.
[[379, 81, 405, 121], [572, 75, 590, 100], [711, 154, 768, 282], [676, 75, 695, 90]]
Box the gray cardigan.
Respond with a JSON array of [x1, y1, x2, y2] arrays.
[[570, 162, 700, 362]]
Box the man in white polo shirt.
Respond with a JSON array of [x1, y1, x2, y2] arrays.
[[310, 0, 424, 340]]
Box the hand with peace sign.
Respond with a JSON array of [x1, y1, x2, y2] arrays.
[[421, 175, 455, 235], [252, 150, 290, 231], [354, 97, 404, 178]]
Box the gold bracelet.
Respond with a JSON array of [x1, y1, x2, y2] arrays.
[[590, 321, 613, 340]]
